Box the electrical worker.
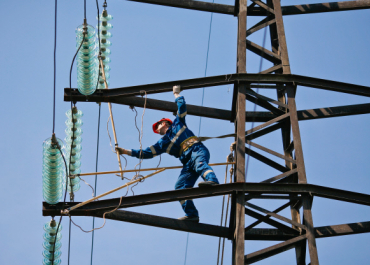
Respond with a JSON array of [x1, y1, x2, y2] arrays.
[[116, 85, 219, 222]]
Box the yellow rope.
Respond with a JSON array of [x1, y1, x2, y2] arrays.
[[73, 162, 235, 177], [62, 168, 166, 215]]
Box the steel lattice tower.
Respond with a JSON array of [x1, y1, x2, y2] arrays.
[[45, 0, 370, 264]]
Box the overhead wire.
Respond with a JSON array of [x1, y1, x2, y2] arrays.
[[49, 1, 61, 264], [90, 104, 101, 265], [62, 0, 90, 264], [185, 2, 215, 264], [52, 0, 57, 134]]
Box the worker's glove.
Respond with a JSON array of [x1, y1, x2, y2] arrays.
[[173, 85, 181, 98], [116, 147, 131, 155]]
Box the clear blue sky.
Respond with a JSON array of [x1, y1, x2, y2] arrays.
[[1, 0, 370, 264]]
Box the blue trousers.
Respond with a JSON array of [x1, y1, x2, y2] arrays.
[[174, 143, 219, 217]]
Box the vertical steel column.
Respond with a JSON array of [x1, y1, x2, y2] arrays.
[[268, 0, 317, 263], [232, 0, 247, 264]]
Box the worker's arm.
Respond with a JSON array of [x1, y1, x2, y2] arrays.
[[117, 136, 171, 159], [173, 85, 187, 124]]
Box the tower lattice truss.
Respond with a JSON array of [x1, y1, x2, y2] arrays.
[[45, 0, 370, 264]]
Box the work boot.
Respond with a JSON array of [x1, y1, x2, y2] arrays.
[[178, 216, 200, 222], [198, 181, 218, 187]]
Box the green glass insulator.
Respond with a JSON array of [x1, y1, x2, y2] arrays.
[[42, 137, 64, 205], [43, 258, 62, 265], [42, 220, 62, 264], [43, 250, 62, 260], [65, 127, 83, 137], [97, 22, 113, 31], [76, 24, 98, 95], [100, 31, 112, 39], [98, 14, 113, 21], [100, 39, 112, 48], [65, 136, 82, 145], [43, 241, 62, 252]]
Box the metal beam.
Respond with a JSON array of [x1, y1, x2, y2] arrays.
[[43, 183, 370, 216], [79, 96, 370, 123], [109, 96, 276, 122], [127, 0, 235, 15], [245, 207, 300, 235], [315, 221, 370, 238], [233, 0, 247, 263], [64, 73, 370, 100], [298, 103, 370, 121], [245, 201, 292, 231], [247, 0, 370, 16], [245, 146, 288, 172], [246, 202, 306, 230], [246, 40, 281, 64], [93, 209, 230, 237], [245, 235, 307, 264]]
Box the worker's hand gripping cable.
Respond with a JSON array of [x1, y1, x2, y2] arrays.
[[116, 147, 131, 156]]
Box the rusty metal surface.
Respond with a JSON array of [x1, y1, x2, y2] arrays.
[[128, 0, 235, 15], [247, 0, 370, 16], [43, 182, 370, 216], [65, 73, 370, 101]]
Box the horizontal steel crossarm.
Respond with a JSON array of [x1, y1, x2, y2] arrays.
[[117, 98, 370, 122], [315, 221, 370, 238], [65, 73, 370, 98], [246, 221, 370, 241], [65, 74, 370, 100], [93, 209, 230, 238], [108, 96, 276, 122], [64, 94, 370, 122], [127, 0, 235, 15], [41, 207, 370, 240], [248, 0, 370, 16], [298, 103, 370, 121], [245, 234, 307, 264], [43, 183, 370, 216]]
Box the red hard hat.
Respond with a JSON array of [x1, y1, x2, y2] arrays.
[[152, 118, 172, 134]]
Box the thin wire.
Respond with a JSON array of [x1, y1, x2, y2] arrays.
[[63, 20, 87, 265], [217, 163, 229, 265], [95, 0, 101, 90], [183, 233, 190, 265], [70, 196, 123, 233], [68, 220, 72, 265], [49, 1, 61, 264], [52, 0, 57, 134], [69, 35, 85, 89], [51, 143, 70, 264], [185, 3, 215, 264], [90, 103, 101, 265], [197, 2, 214, 137]]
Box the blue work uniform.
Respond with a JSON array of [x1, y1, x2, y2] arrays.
[[130, 96, 219, 217]]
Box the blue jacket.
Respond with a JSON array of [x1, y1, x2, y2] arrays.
[[131, 96, 199, 164]]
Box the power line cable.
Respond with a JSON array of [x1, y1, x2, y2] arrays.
[[197, 1, 214, 137], [90, 103, 102, 265], [68, 220, 72, 265], [52, 0, 57, 134], [184, 3, 215, 264]]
